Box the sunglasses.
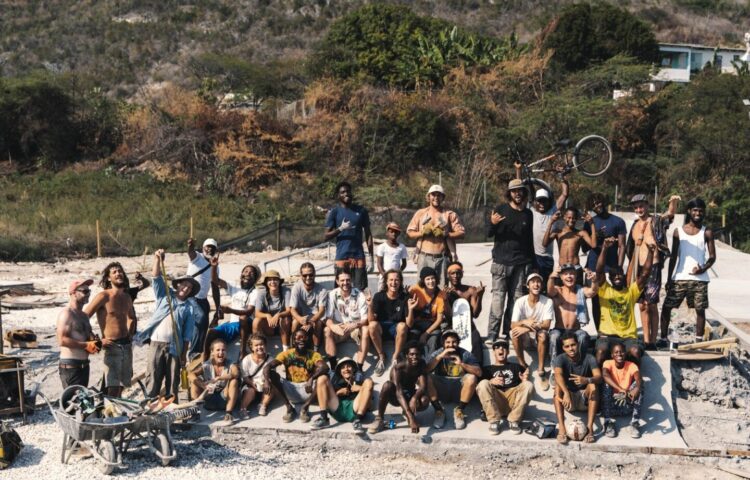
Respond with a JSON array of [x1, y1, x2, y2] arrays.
[[76, 289, 91, 294]]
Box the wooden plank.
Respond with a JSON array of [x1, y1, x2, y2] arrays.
[[678, 337, 738, 351], [671, 352, 726, 361]]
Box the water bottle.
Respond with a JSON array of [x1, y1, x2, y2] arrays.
[[388, 419, 396, 429]]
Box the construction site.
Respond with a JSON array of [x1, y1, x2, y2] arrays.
[[1, 226, 749, 479]]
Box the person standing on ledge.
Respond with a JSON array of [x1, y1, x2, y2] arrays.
[[324, 181, 374, 291]]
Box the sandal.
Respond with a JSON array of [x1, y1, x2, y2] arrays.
[[557, 432, 569, 445], [583, 432, 595, 444]]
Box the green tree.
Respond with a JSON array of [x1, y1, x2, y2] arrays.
[[543, 2, 659, 71]]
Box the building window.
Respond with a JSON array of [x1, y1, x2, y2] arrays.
[[659, 51, 688, 69]]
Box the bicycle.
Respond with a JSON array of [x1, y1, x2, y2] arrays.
[[515, 135, 613, 180]]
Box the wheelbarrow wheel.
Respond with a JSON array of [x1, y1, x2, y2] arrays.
[[96, 440, 117, 475], [155, 433, 173, 466]]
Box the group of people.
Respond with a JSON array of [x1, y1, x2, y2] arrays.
[[56, 178, 715, 443]]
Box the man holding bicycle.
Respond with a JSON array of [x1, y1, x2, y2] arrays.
[[487, 178, 534, 343]]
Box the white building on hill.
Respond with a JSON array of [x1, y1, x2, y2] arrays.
[[653, 42, 747, 83]]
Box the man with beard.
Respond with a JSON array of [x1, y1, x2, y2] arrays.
[[57, 279, 99, 388], [263, 329, 328, 423], [583, 193, 627, 330], [135, 249, 201, 402], [476, 338, 534, 434], [407, 184, 466, 286], [595, 238, 655, 366], [187, 237, 219, 359], [324, 270, 369, 371], [290, 263, 328, 353], [487, 179, 534, 343], [529, 177, 569, 291], [206, 255, 260, 361], [659, 198, 716, 346], [324, 182, 374, 291], [368, 341, 440, 434], [84, 262, 137, 397], [368, 269, 417, 375]]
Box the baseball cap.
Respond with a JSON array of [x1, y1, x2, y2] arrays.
[[203, 238, 218, 248], [630, 194, 648, 204], [535, 189, 550, 199], [526, 272, 543, 285], [508, 179, 526, 191], [492, 337, 509, 349], [559, 263, 578, 272], [386, 222, 402, 233], [69, 279, 93, 295], [427, 184, 445, 195]]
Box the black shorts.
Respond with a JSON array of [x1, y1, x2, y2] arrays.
[[388, 388, 416, 407], [59, 363, 90, 389], [595, 335, 643, 359]]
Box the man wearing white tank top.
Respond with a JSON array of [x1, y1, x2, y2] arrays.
[[658, 198, 716, 346]]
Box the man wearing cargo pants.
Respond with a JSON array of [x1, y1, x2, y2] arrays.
[[476, 338, 534, 435], [486, 179, 534, 343]]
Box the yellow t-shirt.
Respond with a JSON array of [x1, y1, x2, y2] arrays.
[[275, 349, 323, 383], [598, 282, 641, 338]]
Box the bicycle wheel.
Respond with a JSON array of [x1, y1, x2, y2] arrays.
[[573, 135, 613, 177]]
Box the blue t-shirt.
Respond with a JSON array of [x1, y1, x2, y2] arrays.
[[584, 214, 627, 270], [325, 204, 370, 260]]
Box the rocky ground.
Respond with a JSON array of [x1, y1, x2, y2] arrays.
[[2, 253, 750, 478]]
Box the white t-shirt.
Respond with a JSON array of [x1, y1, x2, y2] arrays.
[[376, 242, 408, 271], [325, 288, 368, 324], [511, 294, 555, 329], [225, 282, 258, 323], [531, 206, 557, 257], [241, 354, 269, 391], [186, 254, 218, 300]]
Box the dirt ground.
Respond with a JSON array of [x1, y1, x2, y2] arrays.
[[2, 252, 750, 479]]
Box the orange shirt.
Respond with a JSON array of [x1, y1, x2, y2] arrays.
[[408, 284, 445, 323], [602, 359, 639, 391]]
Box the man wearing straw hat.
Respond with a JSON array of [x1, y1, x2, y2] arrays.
[[135, 249, 202, 401], [407, 184, 465, 287]]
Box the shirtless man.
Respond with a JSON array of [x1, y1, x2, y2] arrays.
[[543, 207, 597, 283], [57, 279, 99, 388], [85, 262, 137, 396], [547, 264, 598, 364], [369, 341, 439, 434]]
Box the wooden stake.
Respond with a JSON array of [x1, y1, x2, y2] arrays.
[[190, 216, 194, 239], [96, 220, 102, 257], [677, 337, 738, 351]]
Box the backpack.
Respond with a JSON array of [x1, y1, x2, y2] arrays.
[[0, 421, 22, 469]]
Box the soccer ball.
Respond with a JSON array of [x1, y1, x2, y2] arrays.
[[565, 418, 588, 441]]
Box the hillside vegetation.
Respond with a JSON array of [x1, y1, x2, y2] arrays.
[[1, 1, 750, 259]]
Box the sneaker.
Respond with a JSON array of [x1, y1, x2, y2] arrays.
[[352, 419, 365, 434], [282, 407, 296, 423], [300, 408, 311, 423], [489, 421, 501, 435], [258, 404, 268, 416], [538, 371, 550, 391], [433, 409, 446, 429], [604, 420, 617, 438], [222, 413, 235, 425], [238, 409, 250, 421], [479, 410, 487, 422], [628, 423, 641, 439], [311, 415, 330, 430], [375, 358, 386, 377], [644, 343, 657, 351], [453, 407, 466, 430], [508, 421, 522, 434], [368, 417, 385, 434]]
